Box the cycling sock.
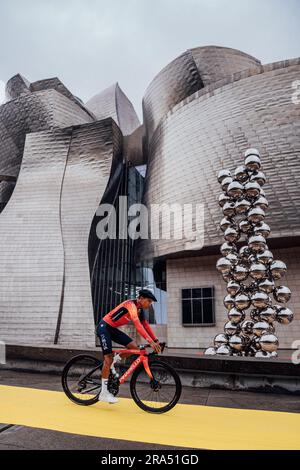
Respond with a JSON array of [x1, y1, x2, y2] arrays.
[[101, 378, 108, 393]]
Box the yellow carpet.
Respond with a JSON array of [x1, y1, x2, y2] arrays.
[[0, 385, 299, 449]]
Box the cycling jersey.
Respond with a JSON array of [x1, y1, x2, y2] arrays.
[[101, 299, 157, 344]]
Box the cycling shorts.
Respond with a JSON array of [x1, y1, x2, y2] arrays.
[[97, 319, 133, 355]]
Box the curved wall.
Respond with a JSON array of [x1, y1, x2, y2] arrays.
[[0, 129, 71, 344], [143, 46, 261, 143], [86, 82, 140, 136], [138, 59, 300, 260], [57, 119, 123, 346], [0, 88, 93, 208], [0, 74, 140, 347]]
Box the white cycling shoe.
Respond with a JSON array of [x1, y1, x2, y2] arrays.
[[98, 390, 118, 404]]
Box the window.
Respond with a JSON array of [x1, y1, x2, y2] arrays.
[[181, 287, 215, 326]]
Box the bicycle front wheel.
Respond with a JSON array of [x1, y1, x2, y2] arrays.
[[61, 354, 102, 406], [130, 360, 182, 413]]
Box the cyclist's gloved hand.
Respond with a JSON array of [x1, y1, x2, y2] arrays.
[[150, 340, 161, 353]]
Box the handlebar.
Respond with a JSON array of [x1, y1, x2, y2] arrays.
[[139, 341, 166, 354]]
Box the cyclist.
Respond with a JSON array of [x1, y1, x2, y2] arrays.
[[97, 288, 161, 403]]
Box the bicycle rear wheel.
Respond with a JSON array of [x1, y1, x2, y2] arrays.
[[61, 354, 102, 405], [130, 360, 182, 413]]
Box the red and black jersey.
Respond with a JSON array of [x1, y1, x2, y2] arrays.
[[101, 299, 157, 344]]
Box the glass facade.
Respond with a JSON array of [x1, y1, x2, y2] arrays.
[[89, 162, 167, 327]]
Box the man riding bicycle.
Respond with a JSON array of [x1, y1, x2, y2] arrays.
[[97, 288, 161, 403]]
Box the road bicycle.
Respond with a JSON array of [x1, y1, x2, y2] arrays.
[[61, 342, 182, 413]]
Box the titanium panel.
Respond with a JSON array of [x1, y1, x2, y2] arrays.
[[57, 119, 123, 346], [138, 60, 300, 261], [143, 46, 261, 143], [0, 129, 71, 345], [0, 88, 93, 208], [85, 83, 140, 135]]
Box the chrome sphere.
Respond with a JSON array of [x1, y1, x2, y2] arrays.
[[226, 252, 239, 266], [227, 181, 244, 199], [218, 193, 230, 207], [220, 242, 237, 257], [223, 201, 236, 217], [224, 227, 240, 243], [224, 321, 241, 336], [259, 307, 276, 324], [233, 264, 249, 281], [251, 291, 269, 309], [250, 309, 261, 322], [221, 176, 233, 192], [246, 281, 259, 294], [257, 278, 275, 294], [222, 272, 233, 283], [216, 257, 232, 274], [249, 262, 267, 280], [259, 333, 279, 353], [204, 347, 217, 356], [252, 335, 262, 350], [247, 207, 266, 224], [214, 333, 229, 348], [253, 321, 270, 337], [253, 222, 271, 238], [216, 345, 232, 356], [244, 149, 261, 171], [275, 306, 294, 324], [235, 293, 251, 310], [245, 181, 261, 198], [229, 335, 245, 352], [227, 280, 241, 296], [218, 169, 232, 184], [248, 235, 267, 253], [268, 324, 275, 334], [239, 245, 251, 260], [234, 165, 249, 183], [235, 198, 251, 214], [239, 219, 253, 234], [248, 253, 257, 264], [247, 346, 257, 357], [244, 148, 260, 158], [257, 250, 274, 265], [270, 260, 287, 280], [224, 294, 236, 310], [250, 171, 266, 186], [255, 350, 272, 358], [220, 216, 233, 232], [273, 286, 291, 303], [241, 320, 254, 335], [253, 196, 269, 211], [228, 307, 245, 324], [260, 188, 266, 197]]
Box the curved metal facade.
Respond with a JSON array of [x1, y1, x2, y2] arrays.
[[0, 80, 93, 210], [138, 57, 300, 261], [58, 120, 123, 346], [85, 82, 140, 136], [0, 74, 139, 346], [142, 46, 261, 143], [0, 129, 71, 344]]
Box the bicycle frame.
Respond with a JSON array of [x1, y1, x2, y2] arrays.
[[112, 348, 154, 384]]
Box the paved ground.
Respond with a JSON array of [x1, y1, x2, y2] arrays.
[[0, 369, 299, 450]]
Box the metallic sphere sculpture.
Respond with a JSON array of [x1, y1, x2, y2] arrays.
[[205, 148, 293, 358]]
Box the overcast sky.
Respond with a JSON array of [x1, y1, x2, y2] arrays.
[[0, 0, 299, 118]]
